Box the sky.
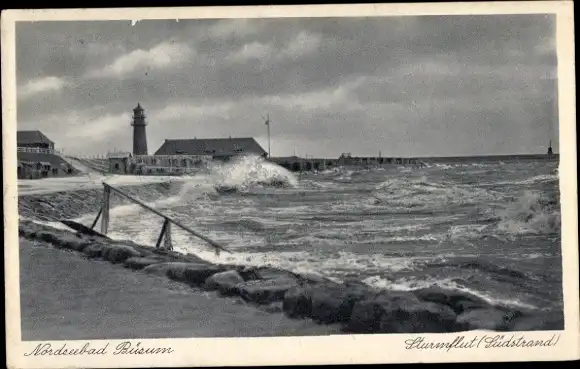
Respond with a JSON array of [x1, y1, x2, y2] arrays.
[[15, 14, 558, 158]]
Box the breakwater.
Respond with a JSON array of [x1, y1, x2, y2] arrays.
[[19, 219, 563, 334]]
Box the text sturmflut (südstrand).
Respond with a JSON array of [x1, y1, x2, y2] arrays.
[[405, 334, 560, 351]]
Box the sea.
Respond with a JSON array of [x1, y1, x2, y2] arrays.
[[21, 155, 563, 314]]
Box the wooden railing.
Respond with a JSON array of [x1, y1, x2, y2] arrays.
[[91, 182, 231, 255], [17, 147, 55, 154]]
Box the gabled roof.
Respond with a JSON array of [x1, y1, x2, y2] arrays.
[[154, 137, 267, 157], [17, 130, 54, 145], [107, 151, 132, 159], [17, 152, 75, 170]]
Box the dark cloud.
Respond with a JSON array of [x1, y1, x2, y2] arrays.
[[15, 14, 557, 157]]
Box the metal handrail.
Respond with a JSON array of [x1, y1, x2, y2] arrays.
[[95, 182, 231, 255]]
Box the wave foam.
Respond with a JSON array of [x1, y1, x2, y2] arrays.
[[496, 190, 560, 236], [178, 155, 298, 196], [362, 275, 538, 310]]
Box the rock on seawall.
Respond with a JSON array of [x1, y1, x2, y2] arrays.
[[204, 270, 245, 296], [346, 291, 459, 333], [143, 262, 226, 286], [18, 220, 563, 334]]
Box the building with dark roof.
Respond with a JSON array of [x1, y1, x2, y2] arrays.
[[16, 130, 80, 179], [17, 152, 77, 179], [154, 137, 267, 161], [17, 130, 55, 152], [112, 137, 266, 176]]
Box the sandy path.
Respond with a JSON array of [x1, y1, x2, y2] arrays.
[[19, 240, 340, 340], [17, 174, 184, 196]]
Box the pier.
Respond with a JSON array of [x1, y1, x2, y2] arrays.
[[269, 154, 421, 172]]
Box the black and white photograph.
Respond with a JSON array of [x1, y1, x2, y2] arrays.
[[3, 2, 578, 367]]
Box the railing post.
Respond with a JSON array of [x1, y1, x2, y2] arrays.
[[101, 185, 110, 234], [155, 218, 169, 249], [164, 221, 173, 250], [91, 205, 104, 230], [105, 183, 231, 254]]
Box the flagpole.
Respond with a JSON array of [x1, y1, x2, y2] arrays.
[[266, 114, 271, 159]]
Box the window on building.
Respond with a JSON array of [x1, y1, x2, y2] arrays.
[[151, 158, 157, 165], [182, 159, 188, 166], [52, 168, 58, 175], [114, 163, 120, 170]]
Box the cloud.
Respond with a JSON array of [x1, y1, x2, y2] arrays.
[[18, 76, 68, 99], [15, 15, 558, 157], [86, 41, 194, 78], [226, 31, 323, 65], [17, 107, 132, 155], [207, 19, 262, 39], [262, 76, 366, 111], [226, 41, 274, 63], [66, 112, 130, 141], [152, 101, 235, 122], [534, 36, 556, 56], [283, 31, 323, 59]]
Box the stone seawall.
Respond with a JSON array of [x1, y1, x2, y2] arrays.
[[19, 220, 563, 334], [19, 181, 180, 222]]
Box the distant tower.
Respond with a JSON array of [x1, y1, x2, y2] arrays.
[[547, 140, 553, 155], [132, 103, 148, 155]]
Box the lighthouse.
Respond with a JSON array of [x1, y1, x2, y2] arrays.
[[132, 103, 148, 156]]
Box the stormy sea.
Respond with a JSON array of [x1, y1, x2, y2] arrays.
[[20, 155, 562, 318]]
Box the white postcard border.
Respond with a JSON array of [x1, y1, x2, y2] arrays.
[[3, 2, 578, 368]]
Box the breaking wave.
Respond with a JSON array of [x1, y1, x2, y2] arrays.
[[180, 155, 298, 196], [496, 190, 561, 235]]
